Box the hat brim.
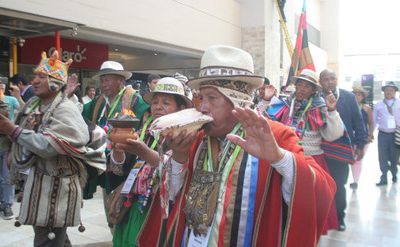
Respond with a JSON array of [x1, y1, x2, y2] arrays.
[[381, 85, 398, 91], [143, 91, 193, 108], [187, 75, 264, 91], [92, 70, 132, 80], [290, 76, 322, 89], [352, 89, 369, 97]]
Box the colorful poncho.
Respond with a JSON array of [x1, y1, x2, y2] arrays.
[[137, 120, 336, 247], [267, 95, 327, 139]]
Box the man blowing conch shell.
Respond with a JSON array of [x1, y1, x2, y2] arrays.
[[136, 45, 336, 247]]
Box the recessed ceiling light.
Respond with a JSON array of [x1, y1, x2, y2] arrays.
[[154, 53, 158, 56]]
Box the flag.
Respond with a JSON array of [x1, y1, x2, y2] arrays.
[[286, 0, 315, 86], [278, 0, 287, 21]]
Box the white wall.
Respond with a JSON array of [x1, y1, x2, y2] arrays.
[[320, 0, 341, 71], [0, 0, 242, 52], [237, 0, 264, 27], [264, 0, 281, 87]]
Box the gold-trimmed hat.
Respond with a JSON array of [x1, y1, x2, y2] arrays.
[[34, 51, 72, 84], [187, 45, 264, 107], [143, 77, 193, 107], [352, 85, 369, 97]]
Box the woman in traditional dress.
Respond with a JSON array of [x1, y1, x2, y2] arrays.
[[267, 69, 344, 233], [111, 77, 193, 247], [349, 86, 373, 190]]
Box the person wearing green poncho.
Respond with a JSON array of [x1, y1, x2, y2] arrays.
[[81, 61, 149, 231], [110, 77, 193, 246]]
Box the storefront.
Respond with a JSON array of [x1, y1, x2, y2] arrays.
[[18, 35, 109, 92], [0, 8, 202, 99]]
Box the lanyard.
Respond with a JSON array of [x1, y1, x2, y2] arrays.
[[288, 97, 313, 139], [27, 92, 62, 114], [203, 123, 243, 173], [384, 99, 395, 115], [289, 97, 313, 120], [27, 99, 40, 114], [107, 88, 125, 120], [139, 115, 158, 150]]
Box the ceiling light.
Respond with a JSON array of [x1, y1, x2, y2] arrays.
[[114, 48, 119, 52], [154, 53, 158, 56]]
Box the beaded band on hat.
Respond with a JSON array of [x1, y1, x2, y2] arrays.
[[199, 67, 254, 77], [153, 83, 185, 95]]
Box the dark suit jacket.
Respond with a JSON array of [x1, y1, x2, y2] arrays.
[[21, 85, 34, 102], [334, 88, 367, 149]]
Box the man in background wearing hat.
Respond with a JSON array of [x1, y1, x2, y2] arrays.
[[267, 68, 343, 234], [319, 69, 367, 231], [373, 81, 400, 186], [139, 45, 335, 246], [0, 51, 105, 246], [81, 61, 148, 225]]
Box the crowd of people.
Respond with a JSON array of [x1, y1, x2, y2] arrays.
[[0, 44, 396, 247]]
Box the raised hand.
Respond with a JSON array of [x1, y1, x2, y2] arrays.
[[65, 73, 80, 98], [263, 85, 277, 100], [325, 92, 337, 111], [9, 85, 20, 98], [227, 107, 284, 163]]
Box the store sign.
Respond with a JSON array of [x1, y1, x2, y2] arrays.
[[20, 36, 108, 69], [48, 45, 87, 63]]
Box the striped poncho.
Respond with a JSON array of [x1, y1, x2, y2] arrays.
[[137, 120, 336, 247], [267, 95, 344, 156]]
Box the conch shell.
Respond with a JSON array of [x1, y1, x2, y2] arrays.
[[149, 108, 213, 138]]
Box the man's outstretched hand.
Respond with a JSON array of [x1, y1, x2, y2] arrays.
[[227, 107, 284, 163]]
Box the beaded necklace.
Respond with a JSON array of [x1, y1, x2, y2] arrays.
[[288, 97, 313, 144]]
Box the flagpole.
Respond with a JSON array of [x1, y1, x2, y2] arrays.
[[285, 0, 315, 86], [274, 0, 294, 57]]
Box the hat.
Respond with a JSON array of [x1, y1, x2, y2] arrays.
[[33, 51, 72, 84], [187, 45, 263, 107], [290, 69, 321, 89], [381, 81, 398, 91], [92, 61, 132, 80], [352, 85, 369, 97], [143, 77, 193, 107], [174, 72, 188, 84]]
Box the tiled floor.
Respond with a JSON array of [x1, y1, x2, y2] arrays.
[[1, 140, 399, 246], [319, 142, 400, 247], [0, 188, 113, 247]]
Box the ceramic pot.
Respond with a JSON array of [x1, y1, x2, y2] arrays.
[[109, 128, 137, 143]]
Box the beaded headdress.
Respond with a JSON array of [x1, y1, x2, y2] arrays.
[[34, 51, 73, 84]]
